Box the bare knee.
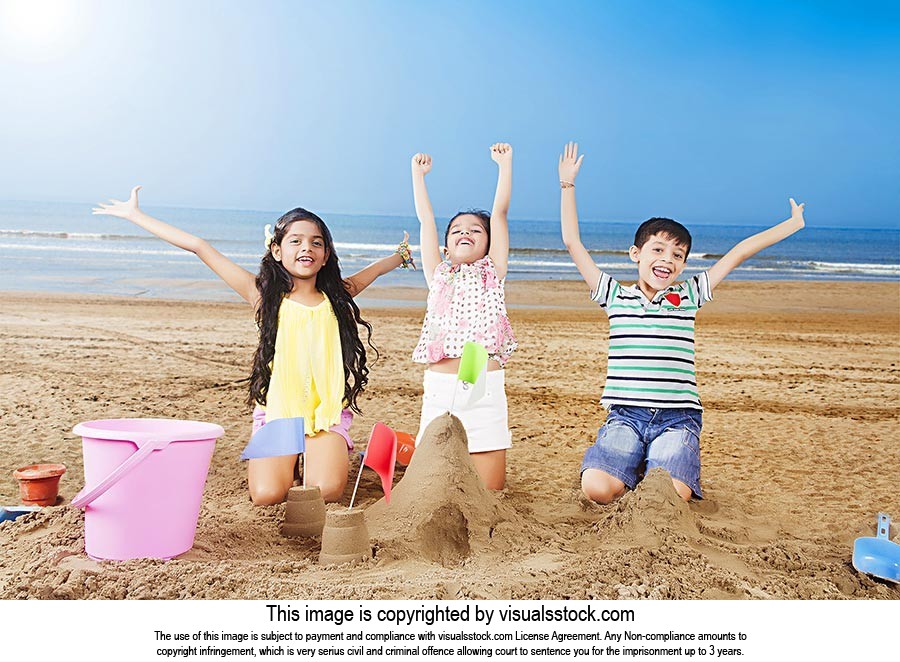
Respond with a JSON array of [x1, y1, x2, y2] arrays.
[[582, 483, 621, 505], [672, 478, 693, 502], [471, 450, 506, 491], [304, 432, 349, 503], [581, 471, 626, 504], [310, 476, 347, 503], [249, 482, 289, 506], [247, 455, 297, 506]]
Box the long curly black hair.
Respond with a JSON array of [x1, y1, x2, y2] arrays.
[[247, 208, 375, 414]]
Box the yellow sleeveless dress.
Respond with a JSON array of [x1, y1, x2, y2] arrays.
[[262, 296, 344, 434]]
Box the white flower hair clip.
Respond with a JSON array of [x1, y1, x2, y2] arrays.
[[264, 224, 275, 250]]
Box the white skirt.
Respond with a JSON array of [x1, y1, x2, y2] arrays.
[[416, 369, 512, 453]]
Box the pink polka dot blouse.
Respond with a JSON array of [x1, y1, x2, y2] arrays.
[[412, 255, 517, 366]]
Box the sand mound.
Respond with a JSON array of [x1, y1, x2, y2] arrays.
[[598, 468, 700, 546], [366, 413, 511, 565]]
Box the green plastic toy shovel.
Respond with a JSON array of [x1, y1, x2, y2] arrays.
[[450, 342, 488, 414], [457, 342, 488, 385]]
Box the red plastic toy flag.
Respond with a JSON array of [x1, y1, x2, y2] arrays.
[[363, 423, 397, 504]]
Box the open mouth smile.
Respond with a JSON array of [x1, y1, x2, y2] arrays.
[[652, 266, 672, 279]]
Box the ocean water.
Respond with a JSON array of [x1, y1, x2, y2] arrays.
[[0, 200, 897, 302]]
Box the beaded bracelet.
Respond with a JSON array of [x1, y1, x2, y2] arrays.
[[396, 239, 416, 270]]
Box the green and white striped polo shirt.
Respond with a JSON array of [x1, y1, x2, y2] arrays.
[[591, 271, 713, 410]]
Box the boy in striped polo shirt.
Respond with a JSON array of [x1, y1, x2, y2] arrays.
[[558, 142, 805, 502]]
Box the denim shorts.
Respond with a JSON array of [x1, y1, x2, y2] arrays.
[[581, 405, 703, 498]]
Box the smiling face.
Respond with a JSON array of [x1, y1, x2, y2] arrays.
[[271, 219, 330, 280], [629, 232, 689, 296], [444, 213, 490, 264]]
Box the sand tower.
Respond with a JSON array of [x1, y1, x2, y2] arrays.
[[366, 413, 511, 565]]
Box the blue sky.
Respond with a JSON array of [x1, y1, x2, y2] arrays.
[[0, 0, 897, 227]]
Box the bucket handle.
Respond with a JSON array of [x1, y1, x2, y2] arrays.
[[70, 438, 171, 509]]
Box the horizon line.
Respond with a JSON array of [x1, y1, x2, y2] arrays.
[[0, 198, 897, 232]]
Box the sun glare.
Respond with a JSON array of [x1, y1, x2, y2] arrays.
[[0, 0, 82, 62]]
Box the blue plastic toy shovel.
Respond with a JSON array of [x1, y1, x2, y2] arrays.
[[0, 506, 41, 523], [852, 513, 900, 584]]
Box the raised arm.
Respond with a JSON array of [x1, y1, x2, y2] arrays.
[[558, 142, 601, 289], [343, 232, 412, 297], [93, 186, 258, 305], [488, 142, 512, 278], [705, 198, 806, 290], [411, 153, 441, 287]]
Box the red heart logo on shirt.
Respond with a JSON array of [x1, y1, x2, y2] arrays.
[[664, 293, 681, 306]]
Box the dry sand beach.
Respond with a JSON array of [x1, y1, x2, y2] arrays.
[[0, 280, 898, 600]]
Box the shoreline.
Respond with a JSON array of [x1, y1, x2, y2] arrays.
[[3, 277, 898, 311]]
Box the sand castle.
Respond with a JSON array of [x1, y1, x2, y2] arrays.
[[319, 507, 371, 566], [281, 486, 326, 538], [365, 413, 511, 565]]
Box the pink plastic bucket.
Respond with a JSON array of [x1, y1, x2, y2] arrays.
[[71, 418, 223, 561]]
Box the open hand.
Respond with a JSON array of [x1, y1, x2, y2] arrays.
[[92, 185, 142, 220], [559, 142, 584, 184], [789, 198, 806, 227], [411, 153, 432, 176], [490, 142, 512, 166]]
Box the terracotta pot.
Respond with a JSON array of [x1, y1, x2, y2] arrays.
[[319, 508, 371, 566], [13, 464, 66, 506], [282, 486, 326, 538]]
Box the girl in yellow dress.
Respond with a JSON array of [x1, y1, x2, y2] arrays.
[[94, 186, 413, 504]]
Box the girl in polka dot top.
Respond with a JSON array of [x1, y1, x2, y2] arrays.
[[409, 144, 517, 490]]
